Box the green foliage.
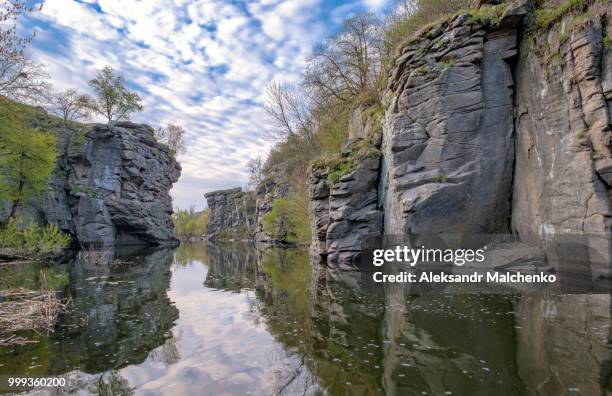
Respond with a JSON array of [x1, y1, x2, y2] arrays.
[[328, 159, 357, 183], [436, 171, 448, 183], [0, 100, 58, 216], [437, 58, 456, 70], [0, 217, 71, 258], [312, 138, 380, 183], [383, 0, 473, 61], [577, 130, 586, 140], [262, 192, 311, 245], [603, 32, 612, 49], [86, 66, 143, 122], [173, 208, 209, 239], [464, 4, 506, 26], [534, 0, 588, 29]]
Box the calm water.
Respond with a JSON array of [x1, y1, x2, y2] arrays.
[[0, 243, 611, 395]]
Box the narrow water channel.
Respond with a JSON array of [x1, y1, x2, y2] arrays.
[[0, 242, 610, 395]]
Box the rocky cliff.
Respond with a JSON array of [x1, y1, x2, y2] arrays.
[[205, 187, 256, 239], [308, 1, 612, 267], [2, 117, 181, 246]]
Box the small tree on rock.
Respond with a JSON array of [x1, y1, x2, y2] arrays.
[[154, 123, 186, 156], [85, 66, 143, 123], [49, 88, 90, 126]]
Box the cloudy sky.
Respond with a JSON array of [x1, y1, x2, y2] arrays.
[[20, 0, 389, 209]]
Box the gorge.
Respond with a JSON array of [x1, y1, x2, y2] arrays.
[[206, 0, 612, 273]]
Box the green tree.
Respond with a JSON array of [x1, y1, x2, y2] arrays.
[[0, 102, 57, 220], [85, 66, 143, 122]]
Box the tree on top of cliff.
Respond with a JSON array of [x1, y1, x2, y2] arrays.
[[49, 89, 90, 126], [85, 66, 143, 123], [154, 123, 186, 156], [0, 1, 50, 104]]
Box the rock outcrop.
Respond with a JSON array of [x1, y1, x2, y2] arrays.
[[309, 141, 383, 268], [382, 7, 520, 235], [307, 1, 612, 268], [205, 187, 256, 239], [3, 119, 181, 245]]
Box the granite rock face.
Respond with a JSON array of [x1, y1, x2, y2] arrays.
[[307, 3, 611, 269], [381, 11, 521, 235], [52, 122, 181, 245], [205, 187, 256, 239], [512, 9, 612, 243], [309, 141, 383, 268]]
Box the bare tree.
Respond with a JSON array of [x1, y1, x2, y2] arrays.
[[85, 66, 143, 122], [49, 89, 90, 125], [154, 123, 186, 156], [264, 81, 316, 144], [0, 1, 50, 103], [303, 13, 382, 103], [246, 157, 264, 190]]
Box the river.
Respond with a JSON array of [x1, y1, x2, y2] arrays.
[[0, 242, 610, 395]]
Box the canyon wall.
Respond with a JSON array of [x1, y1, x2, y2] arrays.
[[204, 187, 256, 239], [2, 119, 181, 245], [308, 1, 612, 268]]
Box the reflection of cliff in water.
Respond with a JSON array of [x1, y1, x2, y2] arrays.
[[0, 247, 179, 376], [204, 242, 258, 290], [204, 242, 612, 395], [63, 247, 179, 373]]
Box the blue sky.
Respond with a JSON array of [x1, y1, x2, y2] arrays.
[[20, 0, 390, 209]]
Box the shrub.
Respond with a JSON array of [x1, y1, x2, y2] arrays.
[[534, 0, 593, 29], [262, 192, 311, 245], [0, 218, 71, 258]]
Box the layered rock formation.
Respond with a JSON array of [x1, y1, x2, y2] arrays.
[[309, 143, 383, 268], [512, 10, 612, 241], [382, 8, 520, 235], [205, 187, 256, 239], [3, 119, 181, 245], [308, 1, 612, 268]]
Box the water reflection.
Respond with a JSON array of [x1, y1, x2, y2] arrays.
[[0, 242, 610, 395]]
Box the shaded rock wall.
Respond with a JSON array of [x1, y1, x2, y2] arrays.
[[205, 187, 256, 239], [309, 153, 383, 268], [382, 10, 520, 235]]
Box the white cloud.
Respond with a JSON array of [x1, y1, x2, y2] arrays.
[[23, 0, 379, 209]]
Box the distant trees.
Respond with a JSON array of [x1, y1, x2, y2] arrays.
[[85, 66, 143, 122], [154, 123, 186, 156], [49, 89, 90, 125], [0, 1, 50, 103], [0, 100, 57, 221], [173, 208, 209, 240]]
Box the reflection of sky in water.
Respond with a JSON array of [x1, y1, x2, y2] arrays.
[[119, 258, 316, 395], [2, 245, 611, 395]]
